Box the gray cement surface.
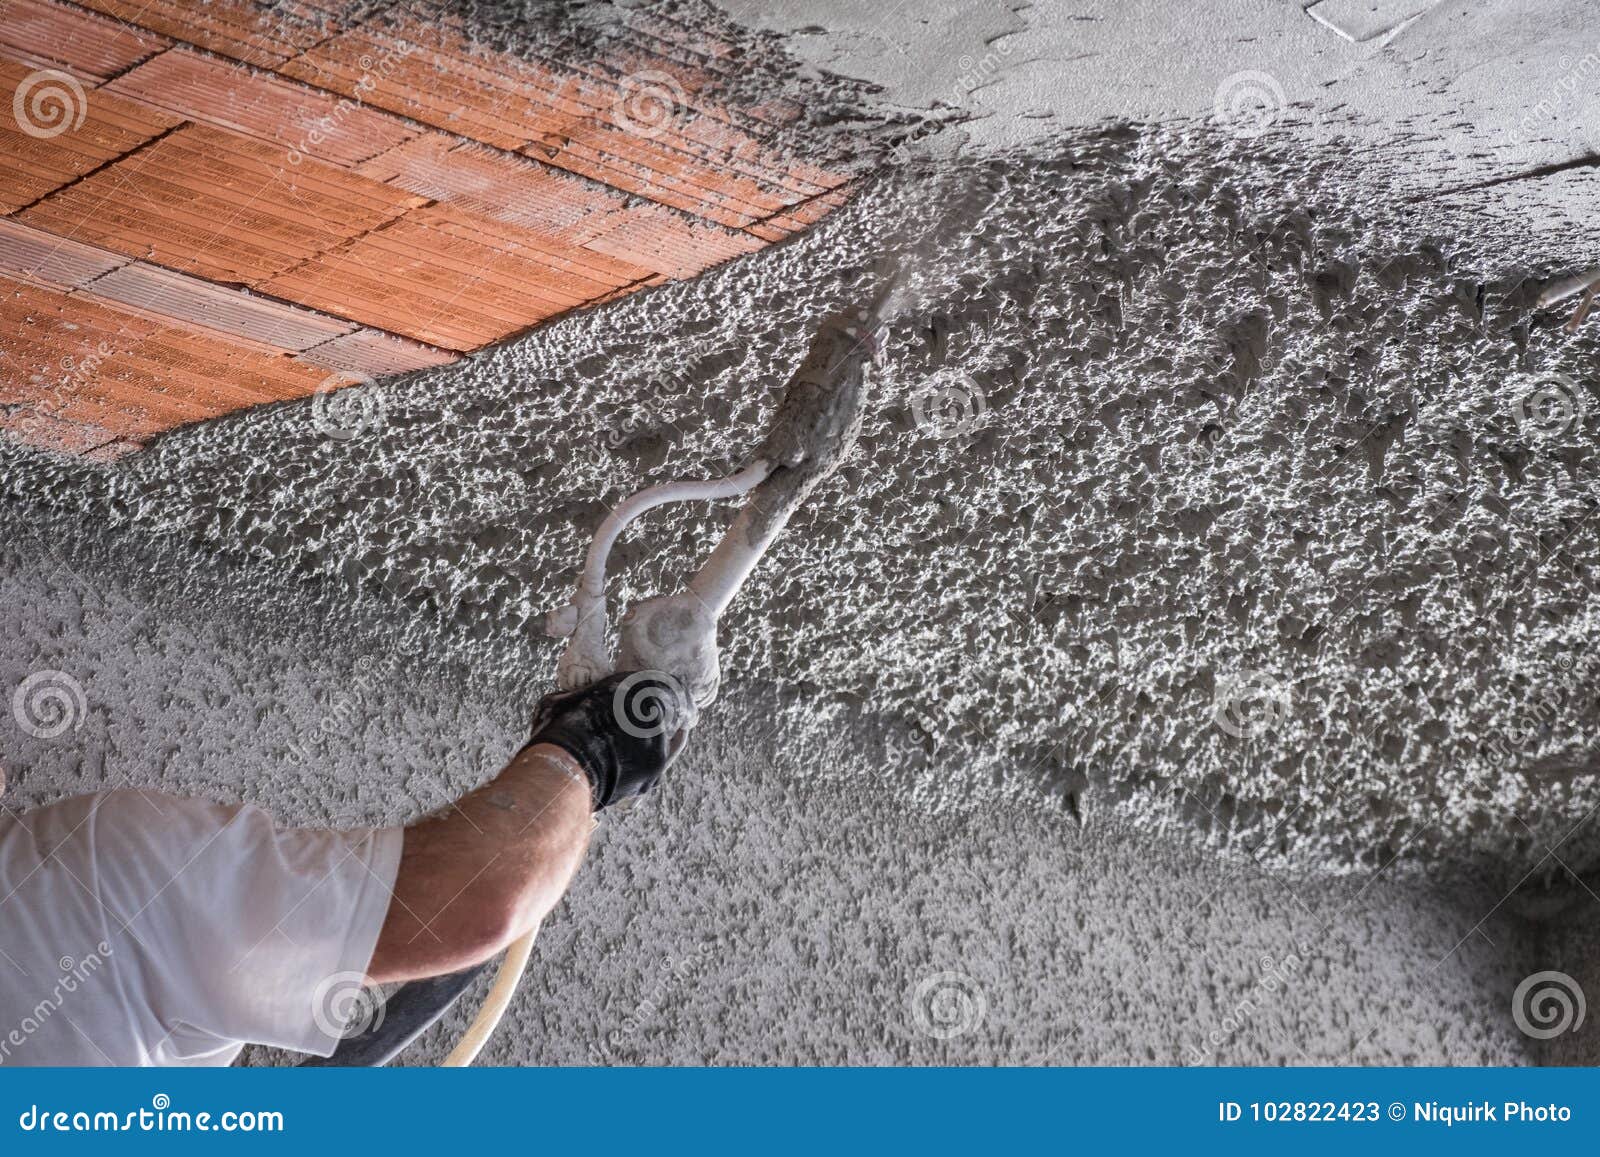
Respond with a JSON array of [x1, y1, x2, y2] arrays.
[[715, 0, 1600, 173], [0, 511, 1557, 1063], [4, 0, 1600, 1064]]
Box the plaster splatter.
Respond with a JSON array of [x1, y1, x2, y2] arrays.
[[5, 117, 1597, 880]]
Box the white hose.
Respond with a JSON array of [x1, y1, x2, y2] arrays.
[[444, 460, 774, 1068], [442, 928, 537, 1067], [575, 461, 773, 601], [555, 461, 773, 690], [460, 465, 774, 1063], [478, 287, 887, 1063]]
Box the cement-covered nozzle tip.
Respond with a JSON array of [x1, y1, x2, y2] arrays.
[[754, 265, 902, 470], [761, 337, 869, 467], [866, 253, 912, 316]]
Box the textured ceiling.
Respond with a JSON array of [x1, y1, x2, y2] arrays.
[[5, 0, 1600, 1069], [0, 0, 851, 458]]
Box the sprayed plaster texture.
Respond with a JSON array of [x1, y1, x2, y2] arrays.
[[6, 118, 1600, 878], [4, 0, 1600, 1064], [715, 0, 1600, 179], [0, 515, 1551, 1063]]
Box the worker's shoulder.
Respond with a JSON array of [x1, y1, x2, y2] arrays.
[[86, 788, 251, 852], [0, 789, 105, 847]]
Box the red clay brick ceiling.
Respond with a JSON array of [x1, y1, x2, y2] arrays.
[[0, 0, 850, 459]]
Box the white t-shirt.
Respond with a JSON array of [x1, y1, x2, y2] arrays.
[[0, 790, 402, 1066]]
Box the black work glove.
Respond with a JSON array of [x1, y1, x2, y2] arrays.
[[526, 671, 691, 810]]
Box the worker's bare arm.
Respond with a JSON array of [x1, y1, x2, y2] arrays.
[[367, 672, 685, 984], [367, 744, 593, 984]]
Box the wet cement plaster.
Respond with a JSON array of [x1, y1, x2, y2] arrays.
[[4, 0, 1600, 1063], [0, 519, 1544, 1063], [717, 0, 1600, 172]]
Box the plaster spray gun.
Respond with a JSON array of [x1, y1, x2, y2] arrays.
[[311, 266, 904, 1065]]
